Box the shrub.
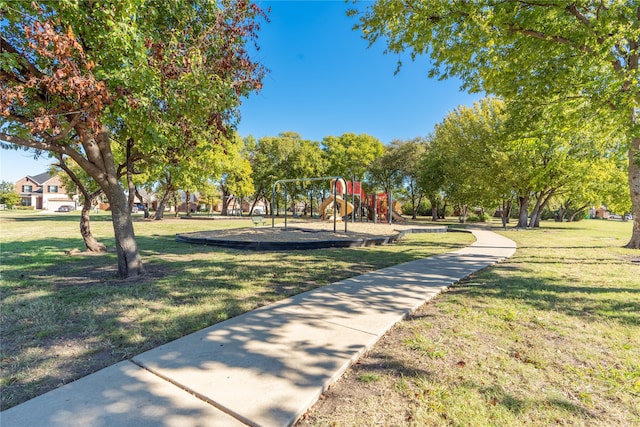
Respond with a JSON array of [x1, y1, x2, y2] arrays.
[[468, 212, 492, 222], [401, 199, 431, 217]]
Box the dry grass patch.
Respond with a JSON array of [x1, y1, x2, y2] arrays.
[[298, 220, 640, 427]]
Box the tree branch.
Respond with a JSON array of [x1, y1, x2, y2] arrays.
[[3, 112, 32, 126], [1, 130, 105, 181], [49, 112, 82, 142], [0, 36, 44, 79], [513, 1, 568, 9], [0, 132, 62, 153], [566, 3, 591, 28], [509, 25, 594, 54], [0, 68, 27, 84], [55, 153, 92, 202]]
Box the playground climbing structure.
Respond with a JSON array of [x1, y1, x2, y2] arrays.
[[318, 178, 354, 221]]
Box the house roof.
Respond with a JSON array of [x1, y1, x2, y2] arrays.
[[28, 172, 54, 184], [135, 187, 157, 203]]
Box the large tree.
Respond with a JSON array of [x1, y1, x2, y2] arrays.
[[249, 132, 326, 214], [1, 0, 267, 277], [353, 0, 640, 248], [425, 99, 508, 223], [394, 138, 427, 219], [368, 140, 406, 195], [422, 97, 621, 228], [418, 142, 448, 221], [321, 132, 384, 181], [0, 181, 21, 208], [219, 134, 255, 216]]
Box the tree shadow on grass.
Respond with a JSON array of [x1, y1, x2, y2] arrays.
[[471, 383, 596, 419], [341, 350, 598, 424], [1, 229, 467, 411], [454, 270, 640, 326]]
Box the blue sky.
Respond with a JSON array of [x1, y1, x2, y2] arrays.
[[0, 0, 483, 183]]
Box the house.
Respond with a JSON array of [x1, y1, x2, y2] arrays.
[[14, 172, 76, 211], [176, 190, 200, 213], [133, 187, 158, 211], [592, 206, 611, 219]]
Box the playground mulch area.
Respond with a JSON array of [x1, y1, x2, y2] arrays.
[[175, 221, 448, 249]]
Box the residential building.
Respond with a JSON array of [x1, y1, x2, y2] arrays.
[[14, 172, 76, 211]]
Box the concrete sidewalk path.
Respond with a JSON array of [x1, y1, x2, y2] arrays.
[[1, 229, 516, 427]]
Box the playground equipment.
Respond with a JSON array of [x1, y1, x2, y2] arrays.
[[392, 209, 406, 222], [318, 195, 354, 220], [363, 192, 406, 224], [318, 178, 354, 221], [271, 176, 349, 232], [270, 176, 405, 230]]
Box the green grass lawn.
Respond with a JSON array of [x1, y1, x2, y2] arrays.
[[0, 211, 474, 410], [299, 219, 640, 426]]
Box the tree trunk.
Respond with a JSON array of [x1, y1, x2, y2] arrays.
[[408, 188, 416, 220], [535, 192, 555, 227], [87, 127, 144, 278], [504, 197, 512, 224], [412, 194, 422, 220], [80, 197, 107, 253], [185, 190, 192, 217], [126, 140, 136, 210], [439, 201, 447, 219], [569, 204, 589, 222], [173, 192, 180, 217], [429, 197, 438, 221], [517, 195, 529, 228], [238, 196, 245, 217], [501, 198, 508, 229], [134, 188, 150, 219], [528, 192, 543, 228], [556, 203, 567, 222], [155, 182, 173, 220], [626, 135, 640, 248], [251, 186, 264, 214], [126, 179, 135, 209], [458, 204, 468, 223], [221, 186, 230, 216], [529, 189, 554, 228], [55, 154, 106, 253], [105, 182, 144, 277]]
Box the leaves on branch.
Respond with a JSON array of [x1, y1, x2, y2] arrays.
[[2, 18, 110, 140]]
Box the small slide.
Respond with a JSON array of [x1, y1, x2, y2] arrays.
[[319, 195, 354, 220], [392, 210, 406, 222]]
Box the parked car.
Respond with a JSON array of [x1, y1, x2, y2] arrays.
[[56, 205, 74, 212], [253, 207, 265, 215], [131, 204, 146, 213]]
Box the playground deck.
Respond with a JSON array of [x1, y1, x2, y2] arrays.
[[176, 222, 448, 251]]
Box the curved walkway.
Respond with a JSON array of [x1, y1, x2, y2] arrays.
[[0, 229, 516, 427]]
